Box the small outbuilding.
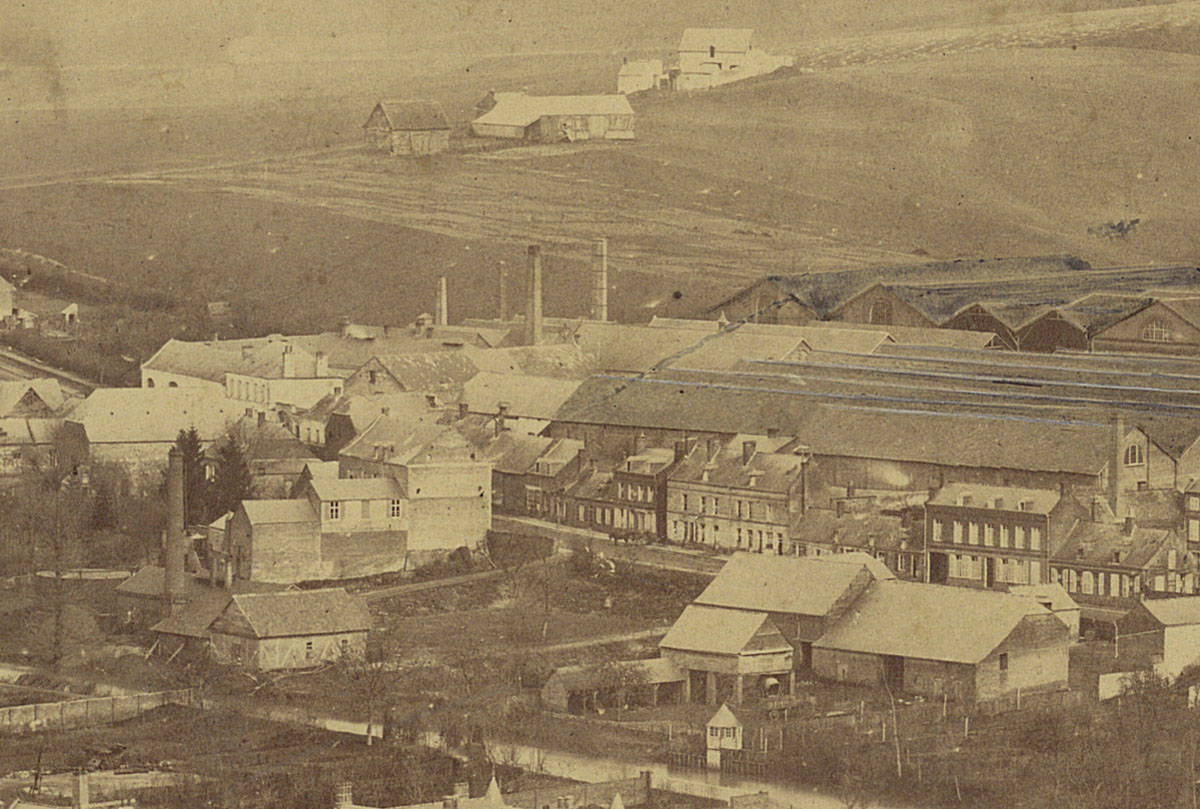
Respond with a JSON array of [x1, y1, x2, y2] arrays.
[[1117, 597, 1200, 679], [363, 100, 451, 156], [617, 59, 666, 94], [705, 702, 744, 768], [206, 588, 371, 670], [471, 92, 635, 142]]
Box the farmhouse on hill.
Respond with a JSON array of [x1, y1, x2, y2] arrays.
[[362, 99, 451, 156], [471, 92, 635, 142], [618, 59, 667, 94], [673, 28, 793, 91]]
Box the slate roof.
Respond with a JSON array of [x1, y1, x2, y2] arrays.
[[555, 371, 1113, 475], [222, 588, 371, 638], [1052, 521, 1176, 569], [660, 605, 791, 656], [151, 589, 234, 638], [241, 499, 317, 524], [928, 482, 1062, 514], [679, 28, 754, 53], [1039, 293, 1154, 334], [694, 552, 891, 617], [574, 323, 709, 374], [814, 580, 1052, 664], [482, 432, 554, 475], [67, 388, 236, 443], [789, 509, 909, 551], [1141, 597, 1200, 626], [566, 467, 614, 501], [338, 415, 449, 466], [307, 476, 403, 502], [366, 100, 451, 131], [669, 434, 803, 493], [462, 373, 583, 420], [473, 93, 634, 128]]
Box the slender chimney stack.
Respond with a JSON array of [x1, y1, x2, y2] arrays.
[[436, 276, 449, 326], [525, 245, 543, 346], [1110, 414, 1125, 520], [591, 237, 609, 322], [165, 447, 187, 615], [498, 262, 508, 323]]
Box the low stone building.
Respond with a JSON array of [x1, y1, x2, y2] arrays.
[[204, 588, 370, 670], [812, 580, 1070, 704]]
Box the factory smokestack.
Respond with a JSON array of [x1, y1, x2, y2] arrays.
[[436, 276, 448, 326], [164, 447, 187, 615], [525, 245, 544, 346], [498, 262, 508, 322], [591, 237, 609, 321]]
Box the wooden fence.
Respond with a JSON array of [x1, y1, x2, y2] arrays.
[[0, 689, 195, 735]]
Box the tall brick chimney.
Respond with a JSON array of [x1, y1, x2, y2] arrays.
[[591, 237, 609, 322], [525, 245, 543, 346], [498, 261, 508, 322], [436, 276, 449, 326], [164, 447, 187, 615]]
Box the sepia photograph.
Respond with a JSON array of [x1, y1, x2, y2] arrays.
[[2, 1, 1200, 806]]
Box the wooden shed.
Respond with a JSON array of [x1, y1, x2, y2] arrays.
[[363, 100, 451, 156]]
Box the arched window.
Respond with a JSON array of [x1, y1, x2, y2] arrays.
[[168, 381, 178, 388], [1124, 444, 1145, 466], [1143, 319, 1170, 342], [1081, 571, 1094, 595], [146, 377, 155, 388], [869, 301, 892, 325]]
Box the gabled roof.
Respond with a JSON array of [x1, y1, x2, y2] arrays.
[[0, 379, 63, 416], [306, 476, 403, 502], [694, 552, 891, 617], [67, 388, 235, 443], [927, 482, 1062, 514], [1141, 597, 1200, 627], [1053, 521, 1176, 570], [707, 703, 744, 728], [339, 415, 450, 466], [815, 580, 1052, 664], [240, 499, 318, 525], [473, 93, 634, 128], [573, 323, 707, 374], [704, 260, 1200, 326], [806, 321, 1001, 350], [219, 588, 371, 638], [0, 418, 58, 448], [369, 352, 481, 393], [660, 605, 791, 656], [462, 373, 583, 420], [679, 28, 754, 53], [366, 100, 450, 131]]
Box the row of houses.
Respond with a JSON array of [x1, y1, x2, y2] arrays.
[[702, 257, 1200, 354]]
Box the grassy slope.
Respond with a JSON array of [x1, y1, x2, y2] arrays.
[[618, 44, 1200, 269]]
